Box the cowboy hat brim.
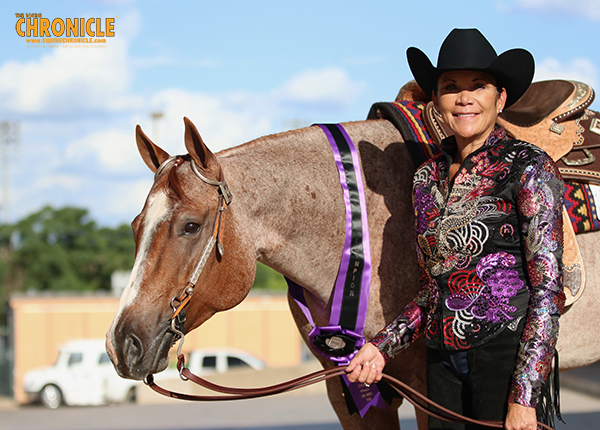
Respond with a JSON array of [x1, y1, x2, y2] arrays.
[[407, 46, 534, 108]]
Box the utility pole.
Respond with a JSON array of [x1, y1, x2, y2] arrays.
[[0, 121, 20, 224], [150, 111, 164, 144]]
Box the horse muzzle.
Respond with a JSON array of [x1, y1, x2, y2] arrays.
[[108, 320, 175, 380]]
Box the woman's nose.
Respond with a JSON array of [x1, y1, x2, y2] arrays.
[[457, 90, 473, 105]]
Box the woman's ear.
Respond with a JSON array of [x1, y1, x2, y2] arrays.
[[497, 88, 508, 113]]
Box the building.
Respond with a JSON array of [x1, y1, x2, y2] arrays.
[[8, 291, 303, 404]]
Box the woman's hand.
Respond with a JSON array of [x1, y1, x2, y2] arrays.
[[505, 402, 537, 430], [345, 343, 386, 385]]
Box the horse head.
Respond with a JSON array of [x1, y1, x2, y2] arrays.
[[106, 117, 256, 380]]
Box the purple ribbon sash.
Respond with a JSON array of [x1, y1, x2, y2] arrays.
[[287, 123, 386, 417]]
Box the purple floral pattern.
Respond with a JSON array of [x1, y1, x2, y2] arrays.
[[469, 252, 523, 323]]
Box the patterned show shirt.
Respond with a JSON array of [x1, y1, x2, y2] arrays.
[[371, 127, 566, 407]]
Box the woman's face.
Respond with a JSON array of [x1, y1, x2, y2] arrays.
[[433, 70, 507, 147]]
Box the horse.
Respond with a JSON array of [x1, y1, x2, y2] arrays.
[[106, 116, 600, 430]]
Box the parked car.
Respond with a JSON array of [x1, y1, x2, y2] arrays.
[[184, 348, 266, 375], [22, 339, 139, 408], [155, 347, 266, 381]]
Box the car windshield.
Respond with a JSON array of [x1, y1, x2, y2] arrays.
[[99, 352, 111, 365], [227, 356, 250, 368], [202, 356, 217, 369], [68, 352, 83, 367]]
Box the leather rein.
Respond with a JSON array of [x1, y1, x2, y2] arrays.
[[145, 156, 554, 430], [145, 353, 553, 430]]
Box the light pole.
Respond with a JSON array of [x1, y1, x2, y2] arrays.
[[0, 121, 20, 224], [150, 111, 164, 144]]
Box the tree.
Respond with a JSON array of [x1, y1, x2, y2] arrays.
[[0, 206, 135, 296], [253, 262, 288, 291]]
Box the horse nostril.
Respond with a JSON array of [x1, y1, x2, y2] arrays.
[[125, 333, 144, 366]]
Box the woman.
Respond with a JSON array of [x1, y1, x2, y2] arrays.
[[346, 29, 565, 430]]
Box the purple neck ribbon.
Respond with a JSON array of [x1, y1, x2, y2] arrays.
[[286, 123, 386, 417]]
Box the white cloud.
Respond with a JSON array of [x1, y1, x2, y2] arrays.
[[31, 174, 84, 192], [509, 0, 600, 20], [106, 178, 153, 216], [33, 64, 364, 223], [66, 128, 145, 172], [0, 12, 141, 115], [274, 68, 364, 107], [144, 88, 272, 155], [534, 57, 598, 89]]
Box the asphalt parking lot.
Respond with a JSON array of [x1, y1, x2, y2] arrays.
[[1, 362, 599, 430], [0, 388, 598, 430]]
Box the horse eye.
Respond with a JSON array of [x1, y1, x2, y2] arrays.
[[183, 222, 201, 234]]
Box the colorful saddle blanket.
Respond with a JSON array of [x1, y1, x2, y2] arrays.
[[565, 181, 600, 233], [367, 100, 439, 167]]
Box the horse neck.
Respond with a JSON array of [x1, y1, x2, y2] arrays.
[[217, 120, 418, 328], [217, 126, 346, 307]]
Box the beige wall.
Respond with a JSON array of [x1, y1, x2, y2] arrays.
[[10, 292, 302, 404]]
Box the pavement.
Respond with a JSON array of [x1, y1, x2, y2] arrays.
[[560, 360, 600, 398], [1, 362, 599, 429]]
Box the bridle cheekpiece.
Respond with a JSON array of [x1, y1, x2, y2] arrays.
[[155, 156, 233, 364]]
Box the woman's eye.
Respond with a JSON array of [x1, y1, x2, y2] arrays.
[[443, 84, 458, 92], [183, 222, 201, 234]]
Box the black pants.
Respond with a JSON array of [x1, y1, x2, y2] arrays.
[[426, 321, 546, 430]]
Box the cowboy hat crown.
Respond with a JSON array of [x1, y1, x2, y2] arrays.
[[407, 28, 535, 107]]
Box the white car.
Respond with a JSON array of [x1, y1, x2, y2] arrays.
[[184, 348, 266, 375], [22, 339, 139, 408], [150, 347, 266, 382]]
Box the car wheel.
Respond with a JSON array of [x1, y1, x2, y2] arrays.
[[40, 384, 63, 409]]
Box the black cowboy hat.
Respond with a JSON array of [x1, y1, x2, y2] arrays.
[[407, 28, 535, 107]]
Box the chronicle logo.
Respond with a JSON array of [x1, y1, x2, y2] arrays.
[[15, 13, 115, 43]]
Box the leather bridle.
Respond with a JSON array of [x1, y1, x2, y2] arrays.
[[156, 156, 233, 357]]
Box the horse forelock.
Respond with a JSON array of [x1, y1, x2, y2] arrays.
[[154, 156, 193, 203]]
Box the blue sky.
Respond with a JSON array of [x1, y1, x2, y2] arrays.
[[1, 0, 599, 226]]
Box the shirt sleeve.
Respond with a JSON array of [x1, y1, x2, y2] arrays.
[[509, 152, 566, 407]]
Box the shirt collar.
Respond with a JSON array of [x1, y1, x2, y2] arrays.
[[440, 125, 508, 158]]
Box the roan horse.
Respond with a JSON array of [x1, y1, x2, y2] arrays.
[[106, 116, 600, 430]]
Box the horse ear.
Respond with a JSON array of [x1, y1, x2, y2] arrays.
[[136, 125, 170, 173], [183, 117, 220, 177]]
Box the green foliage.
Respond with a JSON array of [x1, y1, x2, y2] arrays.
[[0, 206, 135, 296], [252, 262, 288, 291]]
